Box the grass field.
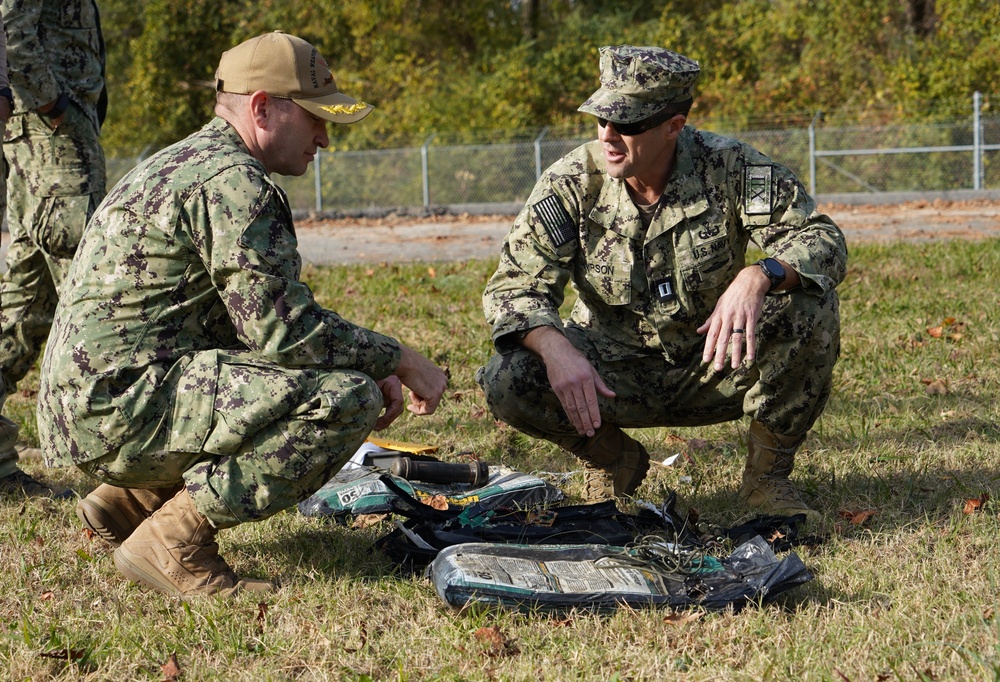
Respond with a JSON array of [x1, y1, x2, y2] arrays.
[[1, 238, 999, 681]]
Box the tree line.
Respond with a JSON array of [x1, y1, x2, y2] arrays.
[[100, 0, 998, 158]]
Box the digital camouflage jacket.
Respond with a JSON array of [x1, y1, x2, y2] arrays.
[[39, 117, 402, 466], [483, 126, 848, 365]]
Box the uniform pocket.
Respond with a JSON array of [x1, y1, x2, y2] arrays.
[[681, 236, 738, 292], [582, 231, 634, 305], [167, 351, 219, 454]]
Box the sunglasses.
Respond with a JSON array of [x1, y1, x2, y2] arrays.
[[598, 107, 682, 136]]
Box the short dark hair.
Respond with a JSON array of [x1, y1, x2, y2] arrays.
[[663, 98, 693, 118]]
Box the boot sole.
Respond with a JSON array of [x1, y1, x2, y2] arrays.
[[77, 497, 135, 545]]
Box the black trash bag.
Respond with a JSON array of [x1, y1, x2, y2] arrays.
[[375, 485, 701, 573]]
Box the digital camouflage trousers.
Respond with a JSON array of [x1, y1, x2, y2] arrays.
[[77, 350, 384, 529], [477, 288, 841, 454]]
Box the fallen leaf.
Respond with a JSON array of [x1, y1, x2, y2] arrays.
[[351, 513, 390, 530], [161, 652, 181, 681], [663, 611, 702, 625], [686, 438, 710, 451], [82, 528, 95, 541], [963, 492, 989, 514], [39, 649, 85, 661], [427, 266, 436, 278], [344, 623, 368, 653], [926, 326, 944, 338], [767, 529, 787, 543], [549, 617, 574, 627], [426, 495, 449, 511], [474, 626, 520, 657], [924, 380, 949, 395], [838, 509, 877, 525], [475, 626, 505, 647], [39, 591, 54, 601], [256, 602, 268, 632]]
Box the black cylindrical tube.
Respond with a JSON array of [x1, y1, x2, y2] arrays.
[[390, 456, 489, 486]]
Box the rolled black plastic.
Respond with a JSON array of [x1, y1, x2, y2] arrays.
[[390, 456, 489, 486]]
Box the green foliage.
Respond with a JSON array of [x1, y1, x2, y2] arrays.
[[97, 0, 999, 157]]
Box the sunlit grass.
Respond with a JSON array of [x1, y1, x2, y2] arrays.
[[1, 240, 999, 680]]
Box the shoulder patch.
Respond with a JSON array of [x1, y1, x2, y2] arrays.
[[532, 195, 576, 247], [744, 165, 774, 215]]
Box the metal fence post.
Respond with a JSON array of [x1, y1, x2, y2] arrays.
[[421, 134, 436, 207], [314, 149, 323, 213], [973, 91, 982, 191], [808, 112, 821, 196], [534, 127, 549, 180]]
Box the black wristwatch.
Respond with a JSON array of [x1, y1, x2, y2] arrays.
[[755, 257, 786, 292]]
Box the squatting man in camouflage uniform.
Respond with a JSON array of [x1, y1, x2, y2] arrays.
[[477, 46, 847, 521], [37, 31, 448, 597], [0, 0, 107, 497]]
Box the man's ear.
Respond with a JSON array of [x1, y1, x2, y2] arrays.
[[249, 91, 271, 129], [665, 114, 686, 139]]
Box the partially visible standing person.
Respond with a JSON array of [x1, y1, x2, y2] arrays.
[[0, 0, 106, 497], [0, 16, 14, 251]]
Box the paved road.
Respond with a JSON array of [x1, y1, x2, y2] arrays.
[[3, 200, 1000, 270]]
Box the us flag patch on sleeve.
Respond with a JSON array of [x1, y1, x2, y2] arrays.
[[532, 195, 576, 247], [744, 165, 774, 215]]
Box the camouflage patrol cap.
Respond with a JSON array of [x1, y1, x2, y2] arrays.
[[578, 45, 700, 124], [215, 31, 373, 124]]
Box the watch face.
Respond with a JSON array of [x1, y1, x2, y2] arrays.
[[764, 258, 784, 279], [758, 258, 785, 290]]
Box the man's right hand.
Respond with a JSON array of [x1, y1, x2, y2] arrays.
[[394, 344, 449, 415], [520, 326, 614, 437]]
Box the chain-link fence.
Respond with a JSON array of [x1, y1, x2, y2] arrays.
[[108, 92, 999, 215]]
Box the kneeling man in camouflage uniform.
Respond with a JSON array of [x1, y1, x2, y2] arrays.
[[477, 45, 846, 521], [37, 32, 448, 596]]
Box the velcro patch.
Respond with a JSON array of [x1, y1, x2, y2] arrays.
[[532, 195, 576, 247], [744, 165, 774, 215]]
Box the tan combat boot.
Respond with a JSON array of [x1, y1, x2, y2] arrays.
[[77, 483, 183, 545], [114, 488, 273, 597], [739, 420, 820, 523], [574, 423, 650, 502]]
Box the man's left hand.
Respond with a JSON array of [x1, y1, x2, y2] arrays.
[[697, 265, 771, 370], [373, 375, 404, 430], [697, 259, 800, 370]]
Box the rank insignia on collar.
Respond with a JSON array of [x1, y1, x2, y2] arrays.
[[744, 165, 773, 215], [532, 195, 576, 247]]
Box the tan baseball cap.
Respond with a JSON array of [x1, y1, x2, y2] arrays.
[[215, 31, 373, 124]]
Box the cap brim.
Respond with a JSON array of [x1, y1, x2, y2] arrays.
[[578, 87, 669, 124], [294, 91, 374, 124]]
